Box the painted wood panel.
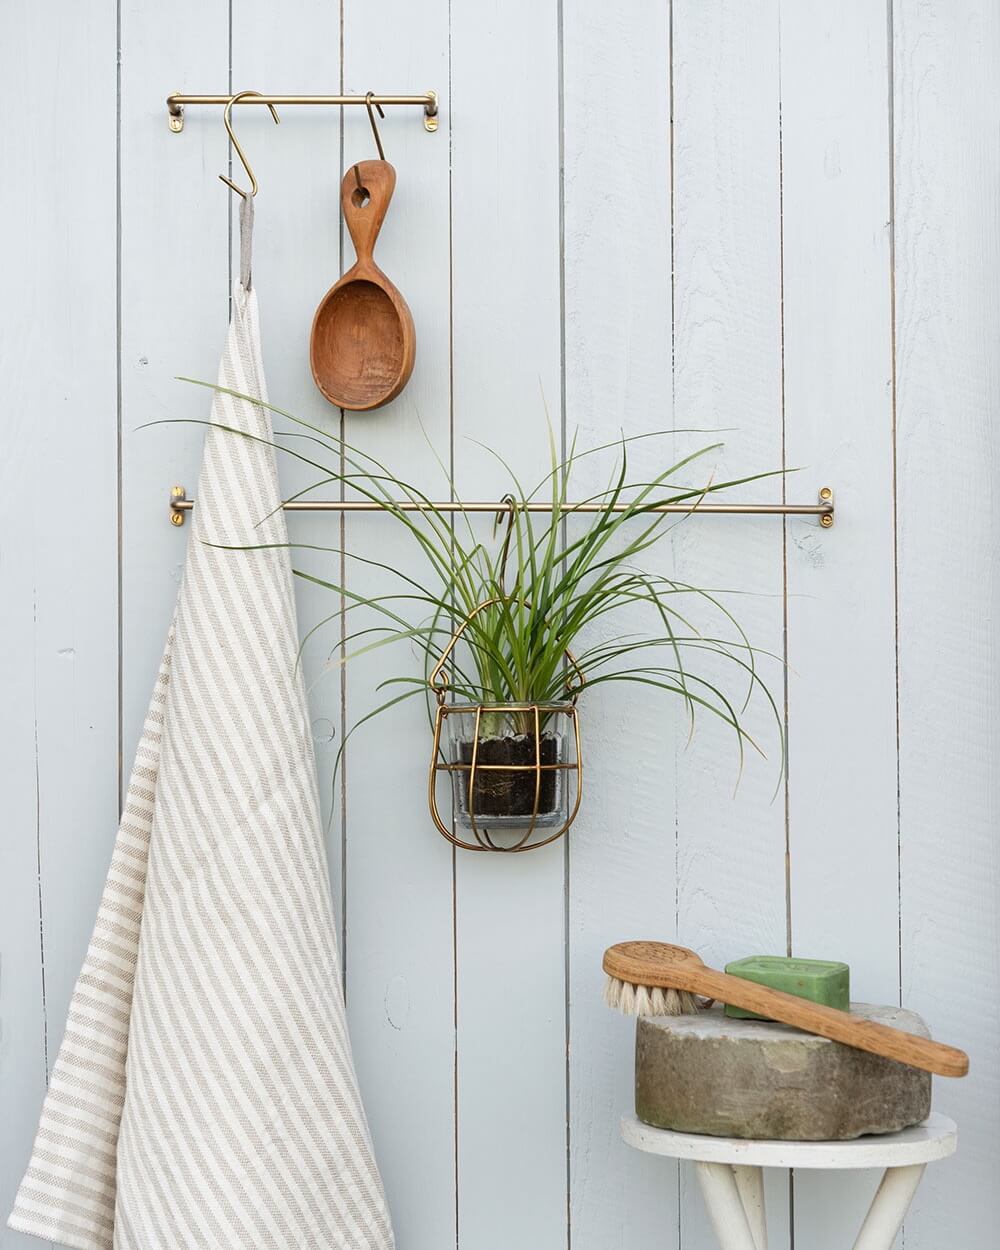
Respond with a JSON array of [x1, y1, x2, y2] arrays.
[[562, 3, 678, 1247], [781, 0, 899, 998], [339, 3, 457, 1246], [671, 7, 790, 1247], [448, 4, 567, 1246], [119, 0, 230, 776], [893, 2, 1000, 1246], [2, 3, 997, 1249], [779, 3, 900, 1245], [1, 5, 119, 1248], [228, 0, 345, 894]]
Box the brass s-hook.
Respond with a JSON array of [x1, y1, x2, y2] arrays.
[[219, 90, 280, 199], [494, 493, 517, 596], [365, 91, 386, 160]]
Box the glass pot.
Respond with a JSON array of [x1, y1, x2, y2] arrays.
[[431, 702, 581, 850], [426, 600, 584, 852]]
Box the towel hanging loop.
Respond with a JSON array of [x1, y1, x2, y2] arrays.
[[219, 89, 280, 199]]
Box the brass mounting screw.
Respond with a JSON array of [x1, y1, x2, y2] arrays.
[[170, 485, 187, 526], [819, 486, 834, 527]]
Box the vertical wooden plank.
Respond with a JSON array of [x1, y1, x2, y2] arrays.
[[340, 5, 457, 1245], [3, 10, 996, 1250], [232, 4, 456, 1242], [119, 2, 230, 786], [672, 0, 787, 1002], [561, 4, 679, 1247], [672, 5, 790, 1247], [894, 3, 1000, 1246], [449, 2, 566, 1245], [0, 4, 119, 1245], [780, 3, 897, 1245], [229, 0, 345, 974]]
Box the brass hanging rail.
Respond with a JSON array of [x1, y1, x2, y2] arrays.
[[167, 91, 439, 133], [168, 486, 835, 526]]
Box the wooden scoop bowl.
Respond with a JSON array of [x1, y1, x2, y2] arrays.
[[310, 159, 415, 411], [603, 941, 969, 1078]]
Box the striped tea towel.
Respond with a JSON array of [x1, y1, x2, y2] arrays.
[[9, 199, 394, 1250]]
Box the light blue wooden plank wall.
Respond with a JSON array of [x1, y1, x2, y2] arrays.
[[1, 3, 996, 1248]]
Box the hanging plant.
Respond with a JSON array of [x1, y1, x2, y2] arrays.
[[186, 384, 784, 852]]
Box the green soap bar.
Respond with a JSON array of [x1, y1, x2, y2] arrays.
[[724, 955, 850, 1021]]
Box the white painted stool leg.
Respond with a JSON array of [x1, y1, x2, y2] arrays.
[[732, 1165, 767, 1250], [695, 1161, 759, 1250], [851, 1164, 926, 1250]]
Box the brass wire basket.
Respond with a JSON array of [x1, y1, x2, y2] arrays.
[[427, 600, 584, 852]]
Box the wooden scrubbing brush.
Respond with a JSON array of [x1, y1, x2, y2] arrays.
[[603, 941, 969, 1078]]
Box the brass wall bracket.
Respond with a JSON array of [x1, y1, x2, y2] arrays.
[[169, 484, 187, 525], [168, 486, 836, 527], [166, 90, 439, 134]]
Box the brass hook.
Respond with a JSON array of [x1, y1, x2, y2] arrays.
[[219, 90, 280, 200], [365, 91, 386, 161], [494, 493, 517, 596]]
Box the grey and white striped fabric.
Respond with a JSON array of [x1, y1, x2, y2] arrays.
[[9, 200, 394, 1250]]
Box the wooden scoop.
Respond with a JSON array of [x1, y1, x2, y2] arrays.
[[310, 159, 415, 411], [603, 941, 969, 1078]]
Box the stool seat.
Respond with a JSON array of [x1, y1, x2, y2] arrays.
[[621, 1110, 956, 1168], [621, 1111, 957, 1250]]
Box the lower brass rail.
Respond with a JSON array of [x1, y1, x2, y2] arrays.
[[168, 486, 835, 527]]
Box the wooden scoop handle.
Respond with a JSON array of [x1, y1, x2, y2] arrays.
[[341, 159, 396, 269], [604, 942, 969, 1078]]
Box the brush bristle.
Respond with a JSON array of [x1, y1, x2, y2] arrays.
[[603, 974, 700, 1017]]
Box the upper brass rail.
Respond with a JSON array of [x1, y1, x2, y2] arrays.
[[169, 486, 835, 527], [167, 91, 439, 133]]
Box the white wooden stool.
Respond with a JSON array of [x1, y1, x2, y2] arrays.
[[621, 1111, 956, 1250]]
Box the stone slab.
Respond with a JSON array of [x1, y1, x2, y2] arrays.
[[635, 1003, 932, 1140]]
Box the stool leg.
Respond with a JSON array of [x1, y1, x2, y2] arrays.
[[695, 1161, 760, 1250], [851, 1164, 926, 1250], [732, 1165, 767, 1250]]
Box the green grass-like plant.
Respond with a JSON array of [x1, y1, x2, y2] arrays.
[[173, 382, 784, 783]]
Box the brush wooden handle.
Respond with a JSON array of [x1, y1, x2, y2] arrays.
[[604, 942, 969, 1078], [697, 966, 968, 1077]]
